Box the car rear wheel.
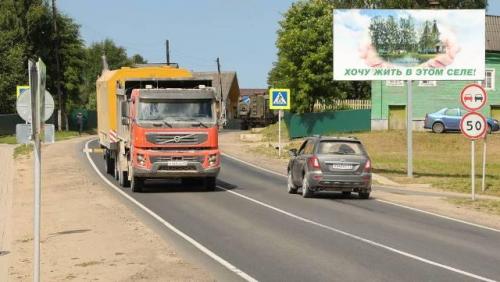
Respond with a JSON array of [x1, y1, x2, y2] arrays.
[[287, 171, 298, 194], [359, 191, 370, 199], [432, 122, 445, 134], [302, 176, 314, 198]]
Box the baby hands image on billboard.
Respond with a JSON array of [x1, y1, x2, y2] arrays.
[[333, 9, 485, 81]]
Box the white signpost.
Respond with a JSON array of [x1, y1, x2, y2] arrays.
[[269, 88, 291, 157], [333, 9, 485, 178], [28, 58, 46, 282], [459, 84, 488, 200]]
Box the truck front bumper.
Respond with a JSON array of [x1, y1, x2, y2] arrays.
[[134, 162, 220, 178]]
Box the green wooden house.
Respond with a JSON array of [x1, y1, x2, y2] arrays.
[[371, 15, 500, 130]]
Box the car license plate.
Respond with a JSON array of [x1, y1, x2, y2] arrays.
[[331, 164, 353, 170], [167, 161, 188, 166]]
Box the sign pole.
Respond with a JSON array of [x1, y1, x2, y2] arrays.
[[481, 134, 487, 192], [471, 140, 475, 201], [278, 110, 282, 157], [407, 80, 413, 178]]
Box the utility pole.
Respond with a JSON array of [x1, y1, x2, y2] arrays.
[[52, 0, 63, 131], [216, 57, 226, 126], [166, 40, 170, 65]]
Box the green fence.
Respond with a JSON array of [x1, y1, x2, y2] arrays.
[[284, 109, 371, 139], [0, 110, 96, 135]]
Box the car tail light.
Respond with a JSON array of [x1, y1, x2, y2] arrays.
[[308, 156, 321, 170], [364, 159, 371, 173]]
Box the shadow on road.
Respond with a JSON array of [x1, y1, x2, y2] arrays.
[[139, 178, 237, 193]]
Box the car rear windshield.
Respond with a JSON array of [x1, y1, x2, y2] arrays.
[[317, 141, 365, 155]]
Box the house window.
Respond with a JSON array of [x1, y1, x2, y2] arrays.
[[418, 80, 437, 87], [386, 80, 404, 87], [478, 69, 495, 90]]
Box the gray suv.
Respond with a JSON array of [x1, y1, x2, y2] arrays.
[[287, 136, 372, 199]]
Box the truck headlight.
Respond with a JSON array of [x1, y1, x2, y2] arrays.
[[208, 154, 218, 167], [137, 154, 145, 166]]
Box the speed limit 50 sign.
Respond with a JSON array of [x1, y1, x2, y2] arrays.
[[460, 112, 487, 139]]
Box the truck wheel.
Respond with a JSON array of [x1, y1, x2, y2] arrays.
[[119, 171, 130, 187], [131, 176, 144, 193], [205, 177, 216, 191], [114, 159, 119, 180], [105, 153, 114, 175]]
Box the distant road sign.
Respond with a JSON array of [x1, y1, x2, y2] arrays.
[[269, 88, 291, 110], [460, 84, 487, 112], [460, 112, 487, 139], [16, 90, 55, 123], [16, 85, 30, 97]]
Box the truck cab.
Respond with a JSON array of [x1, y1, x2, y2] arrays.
[[123, 87, 220, 190]]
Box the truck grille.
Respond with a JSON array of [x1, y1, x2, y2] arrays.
[[150, 155, 205, 163], [158, 165, 197, 171], [146, 133, 208, 145]]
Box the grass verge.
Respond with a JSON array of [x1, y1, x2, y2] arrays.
[[446, 198, 500, 216], [247, 124, 500, 197]]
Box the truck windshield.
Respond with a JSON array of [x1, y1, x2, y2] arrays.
[[138, 99, 213, 122]]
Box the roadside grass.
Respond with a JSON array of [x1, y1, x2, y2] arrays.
[[446, 198, 500, 216], [2, 130, 95, 158], [247, 124, 500, 197], [0, 135, 17, 144]]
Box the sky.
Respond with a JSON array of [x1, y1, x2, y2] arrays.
[[58, 1, 500, 88], [58, 0, 295, 88]]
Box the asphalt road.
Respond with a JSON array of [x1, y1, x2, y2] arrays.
[[84, 139, 500, 282]]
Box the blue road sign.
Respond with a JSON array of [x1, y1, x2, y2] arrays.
[[269, 88, 291, 110]]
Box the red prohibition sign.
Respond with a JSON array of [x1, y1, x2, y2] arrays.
[[460, 84, 487, 112], [460, 111, 487, 140]]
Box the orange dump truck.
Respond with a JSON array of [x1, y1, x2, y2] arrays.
[[97, 64, 220, 192]]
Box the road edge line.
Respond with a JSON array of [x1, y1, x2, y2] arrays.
[[222, 152, 500, 234], [85, 140, 257, 282], [217, 186, 496, 282]]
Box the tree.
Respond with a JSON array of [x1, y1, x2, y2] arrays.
[[0, 0, 26, 113], [83, 39, 148, 109], [268, 0, 352, 113]]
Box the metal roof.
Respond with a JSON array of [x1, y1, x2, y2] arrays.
[[486, 15, 500, 51]]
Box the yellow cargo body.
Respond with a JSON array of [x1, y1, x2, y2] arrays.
[[96, 66, 192, 147]]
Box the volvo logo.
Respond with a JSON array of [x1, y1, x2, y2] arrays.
[[173, 136, 181, 143]]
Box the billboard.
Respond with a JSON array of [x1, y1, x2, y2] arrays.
[[333, 9, 485, 81]]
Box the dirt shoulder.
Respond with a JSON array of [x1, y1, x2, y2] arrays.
[[0, 144, 15, 282], [5, 137, 212, 281], [220, 131, 500, 230]]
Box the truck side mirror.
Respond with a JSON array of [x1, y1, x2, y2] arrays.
[[121, 117, 129, 125], [120, 101, 129, 118]]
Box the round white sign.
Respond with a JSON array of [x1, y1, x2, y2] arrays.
[[16, 90, 55, 123], [460, 112, 487, 140], [460, 84, 487, 112]]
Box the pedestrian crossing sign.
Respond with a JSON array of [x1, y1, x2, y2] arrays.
[[269, 88, 291, 110]]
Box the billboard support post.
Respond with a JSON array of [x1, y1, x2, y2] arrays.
[[472, 140, 475, 201], [481, 134, 487, 192], [407, 80, 413, 178]]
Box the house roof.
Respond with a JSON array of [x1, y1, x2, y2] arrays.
[[486, 15, 500, 51], [240, 88, 267, 96], [192, 71, 238, 100]]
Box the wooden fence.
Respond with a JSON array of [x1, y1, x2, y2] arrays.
[[313, 99, 371, 112]]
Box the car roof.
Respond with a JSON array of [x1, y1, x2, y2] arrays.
[[308, 136, 361, 142]]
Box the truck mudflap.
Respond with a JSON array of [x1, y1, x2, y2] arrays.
[[133, 162, 220, 178]]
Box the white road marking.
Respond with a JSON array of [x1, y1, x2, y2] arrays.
[[221, 152, 500, 233], [85, 140, 257, 282], [217, 186, 496, 282]]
